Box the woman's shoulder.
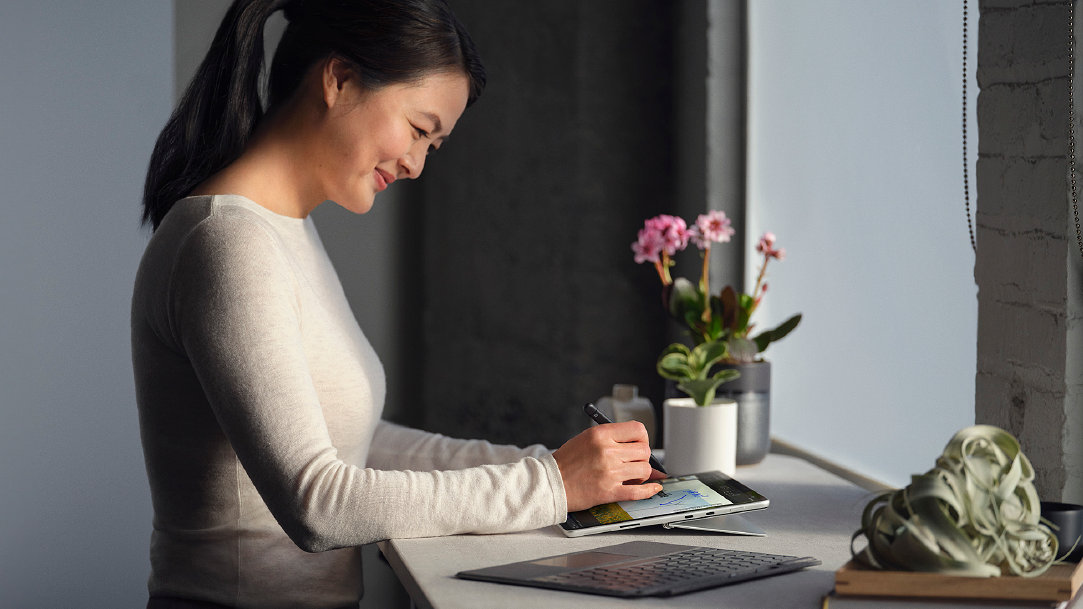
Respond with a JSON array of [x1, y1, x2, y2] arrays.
[[166, 193, 292, 234], [156, 195, 299, 258], [139, 195, 299, 289]]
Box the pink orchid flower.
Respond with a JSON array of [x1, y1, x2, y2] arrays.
[[690, 210, 736, 249], [632, 227, 664, 264], [644, 214, 690, 256], [756, 232, 785, 260]]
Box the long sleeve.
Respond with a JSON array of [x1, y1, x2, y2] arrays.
[[132, 196, 567, 609], [170, 205, 565, 548], [367, 420, 554, 471]]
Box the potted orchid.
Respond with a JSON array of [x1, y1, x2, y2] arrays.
[[632, 211, 801, 468]]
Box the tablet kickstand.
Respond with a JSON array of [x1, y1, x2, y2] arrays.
[[664, 514, 767, 536]]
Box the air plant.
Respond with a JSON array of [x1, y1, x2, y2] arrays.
[[851, 425, 1058, 577]]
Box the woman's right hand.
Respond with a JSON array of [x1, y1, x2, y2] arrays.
[[552, 421, 664, 512]]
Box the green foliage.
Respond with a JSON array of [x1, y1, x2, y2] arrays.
[[751, 313, 802, 355], [664, 280, 801, 364], [656, 341, 741, 406], [636, 216, 800, 394]]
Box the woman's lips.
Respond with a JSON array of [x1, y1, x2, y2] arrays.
[[374, 168, 395, 192]]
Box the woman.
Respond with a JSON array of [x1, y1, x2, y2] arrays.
[[132, 1, 662, 607]]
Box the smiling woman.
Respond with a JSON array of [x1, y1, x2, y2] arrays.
[[132, 1, 663, 608], [190, 65, 470, 216], [143, 0, 484, 227]]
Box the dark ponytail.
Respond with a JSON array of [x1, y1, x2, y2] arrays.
[[142, 0, 486, 230]]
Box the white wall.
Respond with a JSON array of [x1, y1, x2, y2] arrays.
[[747, 0, 978, 487], [0, 2, 171, 607]]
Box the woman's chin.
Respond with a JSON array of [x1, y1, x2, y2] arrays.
[[331, 195, 376, 215]]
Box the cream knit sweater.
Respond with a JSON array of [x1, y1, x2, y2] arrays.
[[131, 195, 566, 608]]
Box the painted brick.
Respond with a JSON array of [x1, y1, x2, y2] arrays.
[[975, 370, 1067, 493], [976, 0, 1079, 501], [982, 0, 1069, 9], [976, 81, 1069, 157], [977, 299, 1067, 385], [975, 156, 1066, 220], [977, 3, 1069, 87]]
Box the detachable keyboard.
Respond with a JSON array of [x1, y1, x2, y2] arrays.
[[458, 542, 822, 598], [534, 546, 819, 597]]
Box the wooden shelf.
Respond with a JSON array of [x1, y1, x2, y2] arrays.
[[834, 560, 1083, 603]]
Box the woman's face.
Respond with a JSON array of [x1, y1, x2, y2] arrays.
[[319, 68, 470, 214]]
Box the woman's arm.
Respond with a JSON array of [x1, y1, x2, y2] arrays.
[[366, 420, 551, 471], [164, 210, 567, 550]]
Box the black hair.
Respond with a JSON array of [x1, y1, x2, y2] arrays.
[[141, 0, 485, 230]]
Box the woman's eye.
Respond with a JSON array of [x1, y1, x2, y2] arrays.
[[414, 126, 429, 139]]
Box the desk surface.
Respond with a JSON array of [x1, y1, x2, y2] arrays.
[[377, 454, 879, 609]]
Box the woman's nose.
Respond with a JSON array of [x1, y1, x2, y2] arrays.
[[398, 145, 427, 180]]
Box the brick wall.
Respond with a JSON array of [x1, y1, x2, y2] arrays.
[[976, 0, 1083, 501]]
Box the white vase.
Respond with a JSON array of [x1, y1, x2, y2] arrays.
[[662, 397, 737, 477]]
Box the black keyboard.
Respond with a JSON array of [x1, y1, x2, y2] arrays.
[[531, 546, 820, 597]]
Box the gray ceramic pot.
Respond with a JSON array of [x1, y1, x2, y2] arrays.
[[715, 361, 771, 465]]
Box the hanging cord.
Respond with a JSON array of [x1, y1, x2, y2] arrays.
[[1070, 0, 1083, 258], [963, 0, 976, 252], [967, 0, 1083, 257]]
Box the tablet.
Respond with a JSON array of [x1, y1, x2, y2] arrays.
[[559, 471, 769, 537]]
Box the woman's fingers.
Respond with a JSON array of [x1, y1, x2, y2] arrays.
[[552, 421, 663, 512], [614, 480, 664, 502], [601, 420, 652, 444]]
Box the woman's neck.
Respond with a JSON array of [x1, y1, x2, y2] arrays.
[[189, 103, 326, 219]]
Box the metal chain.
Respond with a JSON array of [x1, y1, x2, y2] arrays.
[[1071, 0, 1083, 258], [963, 0, 975, 252]]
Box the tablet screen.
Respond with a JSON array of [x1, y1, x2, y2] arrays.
[[584, 476, 730, 525], [561, 471, 763, 532]]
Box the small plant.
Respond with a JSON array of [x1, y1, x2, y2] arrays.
[[852, 425, 1057, 577], [632, 212, 801, 404], [655, 341, 740, 406]]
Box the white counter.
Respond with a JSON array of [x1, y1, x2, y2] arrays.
[[378, 454, 881, 608]]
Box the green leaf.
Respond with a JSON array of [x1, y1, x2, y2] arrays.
[[683, 310, 703, 335], [676, 378, 725, 406], [660, 343, 691, 358], [710, 368, 741, 384], [656, 344, 695, 381], [707, 311, 723, 342], [690, 341, 728, 377], [719, 286, 738, 332], [669, 277, 702, 320], [709, 294, 723, 322], [752, 313, 802, 353]]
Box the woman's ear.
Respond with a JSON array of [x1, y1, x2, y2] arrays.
[[321, 56, 358, 109]]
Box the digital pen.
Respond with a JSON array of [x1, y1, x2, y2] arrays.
[[583, 402, 667, 475]]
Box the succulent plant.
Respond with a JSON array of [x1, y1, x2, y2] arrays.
[[655, 341, 740, 406]]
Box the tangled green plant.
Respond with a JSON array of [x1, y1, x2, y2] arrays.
[[851, 425, 1057, 577]]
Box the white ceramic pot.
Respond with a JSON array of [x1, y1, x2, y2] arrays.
[[662, 397, 737, 476]]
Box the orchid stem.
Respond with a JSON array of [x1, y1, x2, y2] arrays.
[[700, 245, 711, 323], [750, 253, 770, 317]]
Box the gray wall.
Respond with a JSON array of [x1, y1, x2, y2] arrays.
[[414, 1, 678, 448], [746, 0, 978, 487], [974, 0, 1083, 503], [0, 2, 171, 607]]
